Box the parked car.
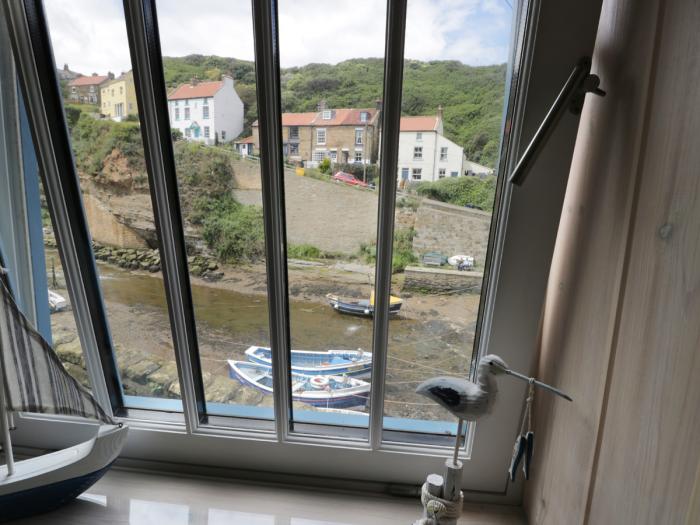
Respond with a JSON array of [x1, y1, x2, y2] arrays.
[[332, 171, 370, 188]]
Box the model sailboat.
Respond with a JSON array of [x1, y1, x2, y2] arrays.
[[0, 269, 127, 521]]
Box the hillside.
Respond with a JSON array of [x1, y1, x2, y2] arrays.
[[162, 55, 506, 167]]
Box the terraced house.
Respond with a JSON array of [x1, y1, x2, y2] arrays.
[[252, 102, 382, 166], [68, 73, 111, 105], [100, 71, 137, 121]]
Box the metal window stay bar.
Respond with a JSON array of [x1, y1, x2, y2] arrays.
[[508, 57, 605, 186]]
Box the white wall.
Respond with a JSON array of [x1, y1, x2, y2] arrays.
[[169, 96, 216, 145], [213, 76, 244, 143], [396, 130, 463, 183]]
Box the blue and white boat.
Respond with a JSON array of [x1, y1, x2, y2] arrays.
[[228, 361, 370, 409], [244, 346, 372, 377]]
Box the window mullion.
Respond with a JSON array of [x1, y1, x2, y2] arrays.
[[3, 0, 121, 415], [369, 0, 408, 450], [251, 0, 293, 441], [122, 0, 207, 429]]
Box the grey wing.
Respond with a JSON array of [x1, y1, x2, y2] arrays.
[[416, 377, 489, 420]]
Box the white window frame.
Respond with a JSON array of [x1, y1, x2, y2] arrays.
[[202, 104, 209, 119], [288, 126, 299, 139], [354, 150, 363, 163], [440, 146, 448, 161], [355, 128, 363, 145], [6, 0, 603, 500], [316, 127, 326, 145], [416, 131, 422, 141], [413, 146, 422, 160], [438, 168, 446, 178], [411, 167, 422, 180], [322, 109, 331, 120], [184, 107, 190, 120], [204, 126, 210, 138], [221, 130, 226, 140], [174, 107, 179, 121]]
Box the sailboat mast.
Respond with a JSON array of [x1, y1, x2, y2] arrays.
[[0, 347, 15, 476]]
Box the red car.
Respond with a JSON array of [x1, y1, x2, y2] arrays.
[[332, 171, 371, 188]]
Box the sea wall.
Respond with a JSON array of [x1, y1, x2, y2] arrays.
[[402, 266, 483, 294]]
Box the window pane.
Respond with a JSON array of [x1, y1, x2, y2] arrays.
[[384, 0, 514, 436], [154, 0, 273, 421], [44, 1, 181, 408], [278, 0, 387, 431]]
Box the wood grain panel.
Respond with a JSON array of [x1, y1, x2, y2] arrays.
[[523, 0, 661, 522], [586, 0, 700, 521]]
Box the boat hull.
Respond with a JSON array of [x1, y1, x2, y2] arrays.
[[0, 424, 127, 522], [245, 346, 372, 376], [326, 297, 402, 318], [228, 361, 369, 409]]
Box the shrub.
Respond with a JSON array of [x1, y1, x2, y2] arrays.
[[318, 158, 331, 174], [199, 196, 265, 263], [288, 244, 324, 260], [359, 227, 417, 273], [413, 176, 496, 211]]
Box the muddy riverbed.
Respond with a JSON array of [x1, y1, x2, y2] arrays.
[[46, 249, 480, 423]]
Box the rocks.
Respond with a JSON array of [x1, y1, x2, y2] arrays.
[[55, 338, 84, 367], [146, 362, 179, 396], [91, 241, 222, 281], [125, 359, 162, 385]]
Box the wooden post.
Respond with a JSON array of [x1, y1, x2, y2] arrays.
[[421, 473, 444, 521]]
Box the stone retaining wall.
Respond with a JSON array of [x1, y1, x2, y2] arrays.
[[403, 266, 483, 294]]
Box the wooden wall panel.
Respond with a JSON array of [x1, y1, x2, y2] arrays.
[[523, 0, 661, 521], [526, 0, 700, 523], [586, 0, 700, 521]]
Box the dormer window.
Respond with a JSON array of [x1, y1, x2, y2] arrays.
[[322, 109, 331, 120], [360, 111, 369, 123]]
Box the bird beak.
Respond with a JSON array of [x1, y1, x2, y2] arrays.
[[498, 364, 573, 402]]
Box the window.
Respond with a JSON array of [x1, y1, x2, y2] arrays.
[[184, 107, 190, 119], [355, 128, 363, 145], [204, 126, 210, 138], [416, 132, 422, 141], [111, 88, 114, 96], [185, 127, 191, 138], [10, 0, 582, 493], [174, 106, 180, 119], [413, 146, 422, 160], [322, 109, 331, 120], [440, 146, 448, 161], [316, 128, 326, 144], [221, 130, 226, 140], [329, 150, 337, 162], [288, 142, 299, 155], [439, 168, 446, 178], [451, 171, 458, 177], [360, 111, 368, 123], [354, 150, 363, 163], [71, 86, 76, 93], [89, 86, 95, 93], [185, 99, 189, 106], [312, 150, 326, 161], [401, 167, 409, 180], [288, 126, 299, 139], [119, 86, 123, 95], [202, 105, 209, 119]]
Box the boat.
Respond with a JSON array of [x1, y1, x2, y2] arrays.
[[244, 345, 372, 377], [228, 361, 370, 409], [47, 289, 69, 313], [0, 268, 127, 521], [325, 290, 403, 317]]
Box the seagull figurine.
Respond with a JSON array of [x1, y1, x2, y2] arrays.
[[416, 354, 572, 466]]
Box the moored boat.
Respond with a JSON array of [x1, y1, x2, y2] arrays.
[[228, 360, 370, 408], [47, 289, 69, 313], [244, 345, 372, 377], [326, 290, 402, 318]]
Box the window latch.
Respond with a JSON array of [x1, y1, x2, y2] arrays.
[[509, 57, 605, 186]]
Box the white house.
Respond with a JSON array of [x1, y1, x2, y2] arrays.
[[167, 76, 244, 145], [396, 110, 464, 185]]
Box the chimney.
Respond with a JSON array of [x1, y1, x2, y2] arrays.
[[63, 63, 69, 71], [317, 99, 327, 111], [437, 105, 444, 120], [375, 99, 383, 111], [190, 76, 199, 86], [108, 71, 115, 80]]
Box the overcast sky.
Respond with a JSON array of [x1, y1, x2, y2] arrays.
[[45, 0, 513, 75]]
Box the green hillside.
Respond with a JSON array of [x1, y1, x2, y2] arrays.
[[162, 55, 506, 167]]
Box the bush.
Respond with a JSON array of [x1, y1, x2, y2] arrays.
[[171, 128, 183, 141], [318, 158, 331, 174], [359, 227, 417, 273], [288, 244, 324, 260], [64, 105, 83, 130], [413, 176, 496, 211], [199, 196, 265, 263]]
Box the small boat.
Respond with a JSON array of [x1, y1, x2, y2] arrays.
[[326, 290, 402, 317], [228, 361, 370, 409], [0, 269, 127, 521], [244, 345, 372, 376], [48, 289, 69, 313]]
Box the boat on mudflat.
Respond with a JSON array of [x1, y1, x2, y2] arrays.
[[244, 346, 372, 377], [228, 361, 370, 409], [325, 290, 403, 318]]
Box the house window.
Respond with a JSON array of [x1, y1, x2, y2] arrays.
[[412, 168, 422, 180], [111, 88, 114, 96], [89, 86, 95, 93], [440, 147, 448, 161], [184, 107, 190, 119], [119, 86, 123, 95], [355, 129, 363, 145], [312, 151, 326, 161], [413, 146, 423, 160], [174, 108, 179, 120], [289, 126, 299, 139], [322, 109, 331, 120], [439, 168, 446, 178], [203, 105, 209, 119], [360, 111, 369, 123], [416, 132, 422, 141], [204, 126, 210, 138], [71, 86, 76, 93], [401, 167, 409, 180], [185, 99, 189, 106], [289, 142, 299, 155], [354, 150, 363, 163], [185, 128, 191, 138], [221, 130, 226, 140], [450, 171, 458, 177], [316, 128, 326, 145], [329, 150, 337, 162]]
